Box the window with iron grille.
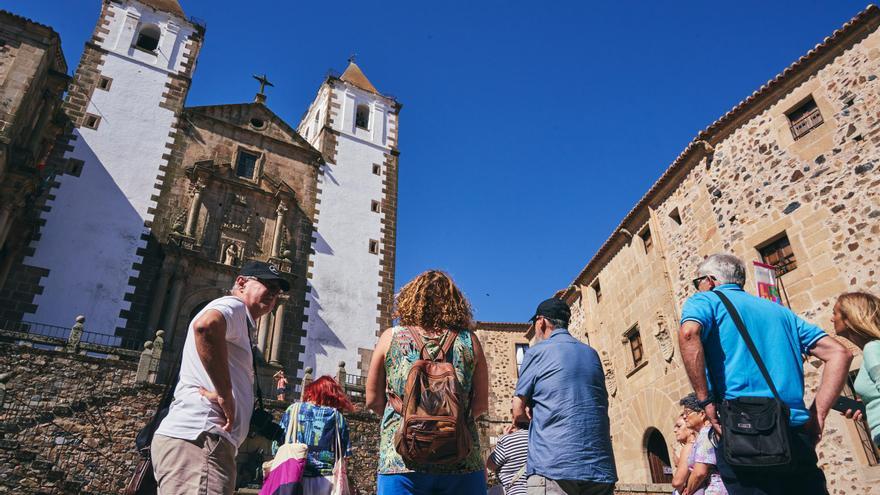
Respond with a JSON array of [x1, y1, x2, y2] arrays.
[[787, 96, 823, 140], [235, 150, 259, 179], [758, 233, 797, 275], [844, 370, 879, 465], [626, 325, 644, 367]]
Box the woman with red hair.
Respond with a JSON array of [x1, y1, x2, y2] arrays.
[[278, 375, 355, 494]]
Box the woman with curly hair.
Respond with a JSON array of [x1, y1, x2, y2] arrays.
[[832, 291, 880, 446], [278, 376, 355, 494], [366, 270, 489, 495]]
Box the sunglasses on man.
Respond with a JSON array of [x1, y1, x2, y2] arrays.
[[692, 275, 715, 290]]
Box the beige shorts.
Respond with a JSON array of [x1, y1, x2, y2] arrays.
[[152, 432, 237, 495]]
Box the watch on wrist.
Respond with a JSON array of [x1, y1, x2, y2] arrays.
[[697, 396, 714, 409]]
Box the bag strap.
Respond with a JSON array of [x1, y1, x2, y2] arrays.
[[251, 344, 265, 409], [285, 402, 302, 444], [714, 290, 783, 403], [335, 410, 344, 461], [506, 465, 527, 490], [406, 327, 453, 362]]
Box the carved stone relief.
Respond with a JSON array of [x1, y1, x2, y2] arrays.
[[601, 351, 617, 397], [170, 208, 187, 234], [654, 311, 675, 362], [222, 194, 252, 233], [219, 238, 245, 266]]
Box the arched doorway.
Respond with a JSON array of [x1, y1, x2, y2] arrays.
[[645, 427, 673, 483]]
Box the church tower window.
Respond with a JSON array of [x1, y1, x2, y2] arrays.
[[355, 104, 370, 130], [235, 150, 259, 179], [135, 24, 161, 52]]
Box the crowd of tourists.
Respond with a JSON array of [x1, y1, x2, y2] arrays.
[[128, 252, 880, 495]]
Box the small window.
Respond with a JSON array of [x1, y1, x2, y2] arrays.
[[250, 118, 266, 130], [84, 114, 101, 130], [626, 325, 644, 367], [370, 200, 380, 213], [66, 158, 84, 177], [372, 164, 381, 175], [355, 104, 370, 130], [135, 24, 161, 52], [97, 76, 112, 91], [368, 239, 379, 254], [515, 343, 529, 376], [235, 150, 259, 179], [640, 226, 653, 254], [592, 279, 602, 304], [669, 207, 682, 225], [787, 96, 823, 140], [758, 233, 797, 275], [314, 112, 320, 125]]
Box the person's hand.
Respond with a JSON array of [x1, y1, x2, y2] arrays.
[[503, 423, 516, 435], [842, 407, 864, 422], [803, 406, 825, 444], [200, 387, 235, 432], [704, 402, 722, 436], [839, 399, 864, 422]]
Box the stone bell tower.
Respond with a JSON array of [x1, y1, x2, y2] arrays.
[[13, 0, 203, 338], [297, 60, 401, 377]]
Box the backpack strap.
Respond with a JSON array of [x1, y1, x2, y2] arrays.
[[439, 329, 457, 362], [713, 290, 784, 404], [407, 327, 430, 359]]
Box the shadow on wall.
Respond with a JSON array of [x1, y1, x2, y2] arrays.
[[24, 131, 146, 335], [314, 230, 334, 256], [301, 283, 347, 376]]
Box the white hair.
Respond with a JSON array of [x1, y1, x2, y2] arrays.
[[698, 253, 746, 287]]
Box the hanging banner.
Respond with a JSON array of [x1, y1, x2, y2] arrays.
[[753, 261, 783, 305]]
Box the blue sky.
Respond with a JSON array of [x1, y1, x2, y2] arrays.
[[10, 0, 870, 322]]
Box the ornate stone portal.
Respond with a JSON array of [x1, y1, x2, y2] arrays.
[[568, 294, 585, 336]]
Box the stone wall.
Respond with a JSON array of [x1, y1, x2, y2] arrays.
[[0, 339, 163, 494], [542, 6, 880, 493]]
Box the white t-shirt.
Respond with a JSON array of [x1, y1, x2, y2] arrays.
[[155, 296, 256, 448]]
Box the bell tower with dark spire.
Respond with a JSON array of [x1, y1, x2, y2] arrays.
[[297, 59, 401, 377]]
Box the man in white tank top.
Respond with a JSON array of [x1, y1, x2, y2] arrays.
[[152, 261, 290, 495]]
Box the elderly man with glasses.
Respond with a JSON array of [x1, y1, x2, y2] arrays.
[[678, 253, 851, 495], [151, 261, 290, 495], [513, 298, 617, 495]]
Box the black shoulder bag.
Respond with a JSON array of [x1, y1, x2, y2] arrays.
[[249, 346, 284, 443], [710, 291, 793, 473], [125, 364, 180, 495]]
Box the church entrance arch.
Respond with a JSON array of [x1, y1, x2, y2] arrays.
[[645, 427, 673, 483]]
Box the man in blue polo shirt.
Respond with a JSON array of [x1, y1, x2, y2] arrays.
[[678, 253, 852, 495], [514, 298, 617, 495]]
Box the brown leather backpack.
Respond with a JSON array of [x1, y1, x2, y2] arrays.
[[388, 328, 473, 465]]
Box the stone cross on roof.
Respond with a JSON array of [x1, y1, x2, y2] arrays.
[[253, 73, 274, 103]]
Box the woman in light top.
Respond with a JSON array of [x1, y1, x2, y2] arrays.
[[832, 291, 880, 446]]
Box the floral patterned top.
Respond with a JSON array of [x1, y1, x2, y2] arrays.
[[279, 402, 351, 477], [377, 326, 483, 474], [687, 426, 727, 495]]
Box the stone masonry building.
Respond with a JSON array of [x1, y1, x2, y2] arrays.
[[0, 11, 68, 306], [483, 5, 880, 494], [0, 0, 400, 383]]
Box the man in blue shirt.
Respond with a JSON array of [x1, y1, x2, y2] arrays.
[[514, 298, 617, 495], [679, 253, 852, 495]]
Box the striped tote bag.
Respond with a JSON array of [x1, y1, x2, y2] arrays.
[[260, 403, 307, 495]]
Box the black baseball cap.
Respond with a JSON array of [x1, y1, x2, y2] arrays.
[[240, 261, 291, 292], [528, 298, 571, 325]]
